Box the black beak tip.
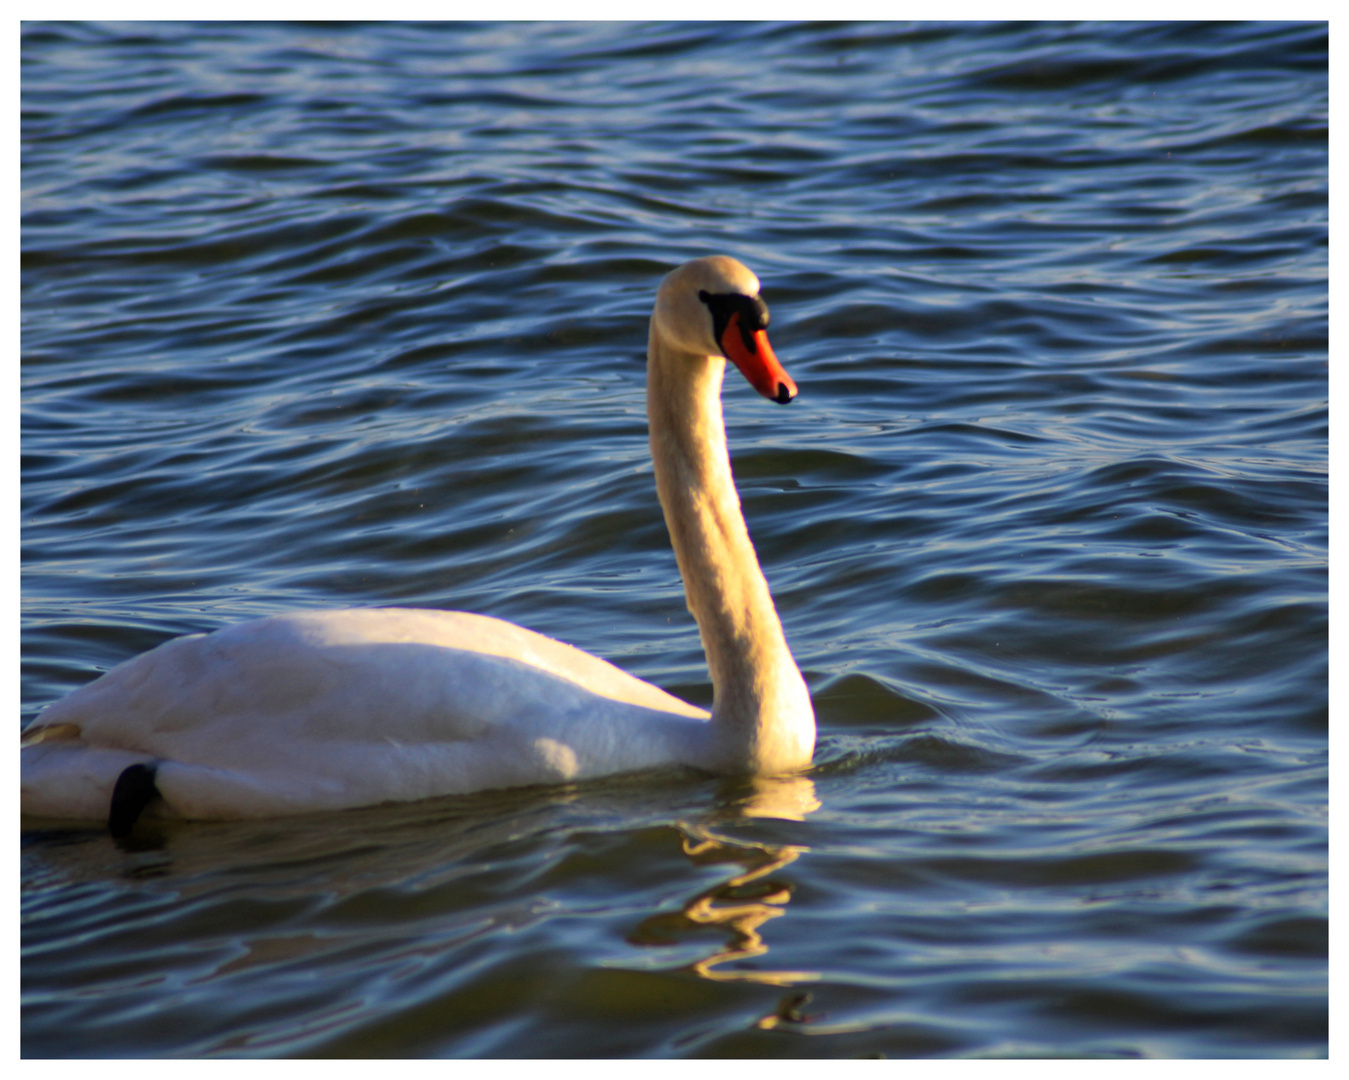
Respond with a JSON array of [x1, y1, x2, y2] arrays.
[[774, 384, 795, 405]]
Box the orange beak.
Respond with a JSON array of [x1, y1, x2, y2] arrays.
[[720, 311, 797, 404]]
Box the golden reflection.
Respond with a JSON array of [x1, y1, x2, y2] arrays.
[[734, 773, 821, 821], [677, 832, 816, 986], [630, 776, 821, 991]]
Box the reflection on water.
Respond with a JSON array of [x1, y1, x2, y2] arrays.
[[674, 831, 814, 989], [727, 774, 822, 822], [632, 777, 819, 993]]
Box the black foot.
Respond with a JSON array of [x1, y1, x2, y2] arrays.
[[109, 763, 160, 838]]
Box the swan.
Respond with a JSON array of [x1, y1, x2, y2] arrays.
[[20, 256, 815, 836]]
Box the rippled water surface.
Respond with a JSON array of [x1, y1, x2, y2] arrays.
[[20, 22, 1327, 1058]]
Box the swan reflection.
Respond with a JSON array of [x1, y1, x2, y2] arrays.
[[629, 774, 819, 989], [730, 773, 821, 821]]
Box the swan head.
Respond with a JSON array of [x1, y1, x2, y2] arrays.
[[653, 256, 798, 404]]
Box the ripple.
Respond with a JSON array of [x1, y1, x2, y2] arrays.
[[22, 20, 1326, 1059]]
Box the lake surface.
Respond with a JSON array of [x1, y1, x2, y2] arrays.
[[20, 21, 1327, 1058]]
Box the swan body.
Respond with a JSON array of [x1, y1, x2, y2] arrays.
[[21, 256, 815, 831]]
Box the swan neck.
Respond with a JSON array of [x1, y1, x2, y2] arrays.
[[646, 323, 814, 774]]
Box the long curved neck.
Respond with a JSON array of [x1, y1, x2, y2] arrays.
[[647, 323, 814, 773]]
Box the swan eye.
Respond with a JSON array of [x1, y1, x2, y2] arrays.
[[698, 290, 770, 355]]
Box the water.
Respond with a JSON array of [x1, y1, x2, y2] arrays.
[[20, 21, 1327, 1058]]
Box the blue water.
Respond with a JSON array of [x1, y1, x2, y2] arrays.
[[21, 21, 1326, 1058]]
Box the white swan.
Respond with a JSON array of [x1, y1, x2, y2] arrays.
[[20, 256, 815, 835]]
